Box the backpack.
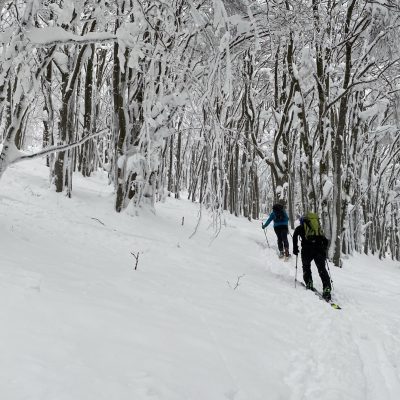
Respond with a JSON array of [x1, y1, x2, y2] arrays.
[[303, 212, 328, 249], [272, 203, 285, 222]]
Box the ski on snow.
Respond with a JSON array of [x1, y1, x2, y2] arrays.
[[296, 280, 342, 310]]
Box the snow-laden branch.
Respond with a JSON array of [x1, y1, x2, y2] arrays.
[[323, 57, 400, 116], [10, 129, 108, 165], [0, 0, 7, 14], [27, 27, 117, 47]]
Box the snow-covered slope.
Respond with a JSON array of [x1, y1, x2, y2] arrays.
[[1, 160, 399, 400]]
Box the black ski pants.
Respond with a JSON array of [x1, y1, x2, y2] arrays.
[[274, 225, 289, 252], [301, 246, 331, 290]]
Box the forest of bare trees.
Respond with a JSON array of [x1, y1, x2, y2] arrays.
[[1, 0, 400, 266]]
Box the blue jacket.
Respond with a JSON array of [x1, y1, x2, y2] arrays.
[[262, 210, 289, 229]]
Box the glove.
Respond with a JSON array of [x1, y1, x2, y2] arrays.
[[293, 247, 299, 256], [261, 222, 265, 229]]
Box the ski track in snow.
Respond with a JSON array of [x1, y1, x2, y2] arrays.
[[1, 160, 400, 400]]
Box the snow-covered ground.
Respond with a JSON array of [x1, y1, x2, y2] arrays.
[[1, 159, 400, 400]]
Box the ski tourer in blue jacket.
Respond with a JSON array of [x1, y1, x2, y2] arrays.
[[262, 204, 290, 258], [262, 210, 289, 229]]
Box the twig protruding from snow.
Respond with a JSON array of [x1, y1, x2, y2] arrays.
[[91, 217, 105, 226], [227, 274, 246, 290], [131, 252, 140, 270]]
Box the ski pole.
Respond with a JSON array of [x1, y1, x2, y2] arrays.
[[295, 255, 298, 287], [325, 259, 334, 291], [263, 228, 270, 248]]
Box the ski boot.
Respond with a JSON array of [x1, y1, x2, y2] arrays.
[[305, 281, 314, 290], [278, 251, 284, 259], [322, 287, 331, 301]]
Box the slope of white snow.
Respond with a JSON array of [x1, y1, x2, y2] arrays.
[[1, 159, 399, 400]]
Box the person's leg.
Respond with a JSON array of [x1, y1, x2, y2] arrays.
[[301, 250, 313, 288], [274, 226, 284, 254], [314, 253, 331, 289], [314, 252, 331, 298], [281, 226, 290, 256]]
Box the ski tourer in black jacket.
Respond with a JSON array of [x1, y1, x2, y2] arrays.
[[292, 224, 331, 293]]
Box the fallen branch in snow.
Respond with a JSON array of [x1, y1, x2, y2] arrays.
[[131, 252, 140, 270], [91, 217, 105, 226], [227, 274, 246, 290]]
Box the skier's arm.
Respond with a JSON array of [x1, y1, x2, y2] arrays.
[[262, 212, 274, 229]]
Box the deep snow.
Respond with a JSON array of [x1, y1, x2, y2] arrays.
[[1, 159, 400, 400]]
